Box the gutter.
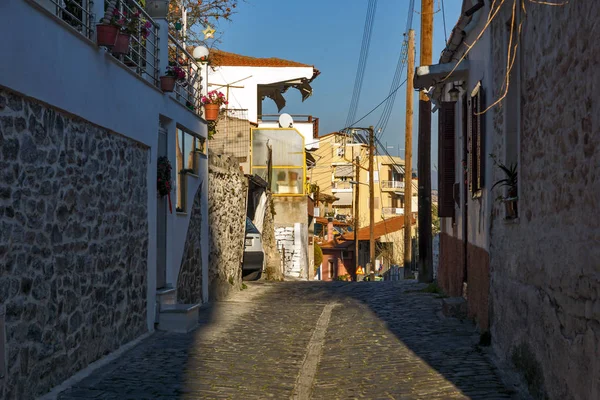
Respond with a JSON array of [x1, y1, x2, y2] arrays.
[[440, 0, 485, 64]]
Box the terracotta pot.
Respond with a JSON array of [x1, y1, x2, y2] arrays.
[[160, 76, 176, 92], [504, 199, 518, 219], [96, 24, 119, 47], [204, 103, 220, 121], [112, 33, 131, 55]]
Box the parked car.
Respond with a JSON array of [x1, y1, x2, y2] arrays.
[[242, 217, 264, 281]]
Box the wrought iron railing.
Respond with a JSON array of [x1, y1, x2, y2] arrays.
[[381, 180, 405, 190], [112, 0, 160, 86], [167, 34, 204, 115], [41, 0, 94, 38]]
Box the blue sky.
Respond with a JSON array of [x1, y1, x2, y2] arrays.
[[216, 0, 464, 188]]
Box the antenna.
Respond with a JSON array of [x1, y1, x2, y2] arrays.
[[278, 113, 294, 128]]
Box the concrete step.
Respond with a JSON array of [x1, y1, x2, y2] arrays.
[[157, 304, 200, 333], [441, 297, 468, 320], [156, 287, 176, 307]]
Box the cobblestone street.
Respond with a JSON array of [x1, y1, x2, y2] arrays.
[[57, 281, 516, 400]]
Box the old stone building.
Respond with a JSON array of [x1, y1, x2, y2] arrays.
[[415, 0, 599, 399]]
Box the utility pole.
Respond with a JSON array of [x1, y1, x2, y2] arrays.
[[368, 126, 376, 281], [418, 0, 434, 283], [354, 155, 360, 281], [404, 29, 415, 278]]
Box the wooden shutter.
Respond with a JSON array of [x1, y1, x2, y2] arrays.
[[438, 101, 456, 217], [470, 83, 485, 195]]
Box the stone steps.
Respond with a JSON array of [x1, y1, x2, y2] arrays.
[[157, 304, 200, 333]]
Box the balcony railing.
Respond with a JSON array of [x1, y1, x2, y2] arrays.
[[382, 207, 404, 215], [381, 180, 405, 190], [332, 181, 353, 190], [111, 1, 160, 86], [168, 34, 204, 116], [40, 0, 94, 38]]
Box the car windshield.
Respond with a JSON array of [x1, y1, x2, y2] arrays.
[[245, 217, 260, 234]]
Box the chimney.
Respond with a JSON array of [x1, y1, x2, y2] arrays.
[[327, 218, 334, 241]]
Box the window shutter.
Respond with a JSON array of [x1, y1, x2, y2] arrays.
[[438, 101, 456, 217]]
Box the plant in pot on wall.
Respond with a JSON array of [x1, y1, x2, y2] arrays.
[[490, 154, 518, 219], [96, 7, 125, 48], [113, 10, 151, 55], [157, 156, 173, 214], [201, 90, 228, 121], [160, 63, 186, 92]]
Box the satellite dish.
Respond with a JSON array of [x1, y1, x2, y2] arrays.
[[278, 113, 294, 128]]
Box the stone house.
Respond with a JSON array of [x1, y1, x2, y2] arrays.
[[415, 0, 599, 398], [0, 0, 211, 398], [207, 51, 321, 280]]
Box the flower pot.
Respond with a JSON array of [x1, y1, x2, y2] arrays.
[[112, 33, 131, 55], [96, 24, 119, 47], [289, 172, 299, 181], [160, 76, 176, 92], [204, 104, 220, 121], [504, 198, 518, 219]]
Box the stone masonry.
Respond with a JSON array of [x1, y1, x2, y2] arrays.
[[177, 182, 203, 304], [488, 3, 600, 399], [207, 150, 246, 300], [0, 88, 149, 399]]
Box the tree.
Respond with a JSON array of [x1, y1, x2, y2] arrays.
[[314, 243, 323, 271], [168, 0, 239, 46]]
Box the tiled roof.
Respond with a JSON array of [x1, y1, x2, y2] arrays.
[[341, 216, 416, 241], [211, 49, 313, 68]]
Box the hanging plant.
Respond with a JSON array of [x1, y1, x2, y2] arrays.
[[157, 156, 173, 213]]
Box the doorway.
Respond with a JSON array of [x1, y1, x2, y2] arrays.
[[156, 126, 168, 289]]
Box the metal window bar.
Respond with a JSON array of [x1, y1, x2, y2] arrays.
[[112, 0, 160, 86], [210, 109, 250, 162], [167, 33, 204, 115], [43, 0, 94, 38]]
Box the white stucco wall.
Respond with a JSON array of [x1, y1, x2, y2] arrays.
[[440, 4, 494, 252], [208, 65, 314, 124], [0, 0, 208, 330]]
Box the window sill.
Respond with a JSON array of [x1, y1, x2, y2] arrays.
[[176, 211, 188, 216], [503, 217, 520, 224]]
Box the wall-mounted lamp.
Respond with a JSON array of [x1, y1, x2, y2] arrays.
[[193, 46, 210, 63], [448, 84, 460, 102]]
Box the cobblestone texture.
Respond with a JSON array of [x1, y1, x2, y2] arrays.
[[57, 281, 516, 400], [0, 89, 149, 400]]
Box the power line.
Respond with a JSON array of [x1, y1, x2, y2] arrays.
[[345, 0, 378, 128], [441, 0, 448, 43]]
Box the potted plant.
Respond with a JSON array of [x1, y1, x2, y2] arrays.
[[113, 10, 149, 55], [96, 7, 124, 47], [201, 90, 228, 121], [160, 63, 186, 92], [490, 154, 518, 219]]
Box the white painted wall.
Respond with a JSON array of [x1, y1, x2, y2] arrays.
[[208, 65, 314, 125], [441, 4, 494, 252], [0, 0, 208, 330]]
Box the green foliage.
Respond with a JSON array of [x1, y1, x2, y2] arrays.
[[490, 153, 518, 199], [241, 283, 248, 290], [420, 282, 444, 295], [314, 244, 323, 269]]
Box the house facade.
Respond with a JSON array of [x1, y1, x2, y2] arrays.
[[207, 51, 320, 280], [0, 1, 210, 398], [416, 1, 599, 398]]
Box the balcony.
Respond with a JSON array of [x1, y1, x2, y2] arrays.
[[331, 181, 353, 191], [382, 207, 404, 216], [167, 33, 205, 116], [381, 180, 405, 191]]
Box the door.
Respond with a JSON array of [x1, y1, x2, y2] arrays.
[[156, 127, 168, 289]]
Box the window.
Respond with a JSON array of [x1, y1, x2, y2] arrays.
[[176, 128, 202, 212], [251, 128, 305, 195], [438, 101, 456, 217], [468, 83, 485, 196]]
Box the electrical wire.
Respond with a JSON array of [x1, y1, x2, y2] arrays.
[[441, 0, 448, 43], [345, 0, 378, 128]]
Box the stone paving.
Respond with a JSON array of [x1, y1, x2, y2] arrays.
[[57, 281, 517, 400]]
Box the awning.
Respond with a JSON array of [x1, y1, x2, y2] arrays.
[[334, 192, 353, 206], [392, 164, 404, 174], [413, 60, 470, 90]]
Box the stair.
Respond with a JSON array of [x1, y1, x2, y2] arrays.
[[157, 304, 200, 333], [156, 287, 177, 307]]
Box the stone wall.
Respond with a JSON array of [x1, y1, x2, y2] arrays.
[[207, 150, 246, 300], [177, 182, 203, 304], [488, 3, 600, 399], [261, 192, 283, 280], [0, 88, 149, 399]]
